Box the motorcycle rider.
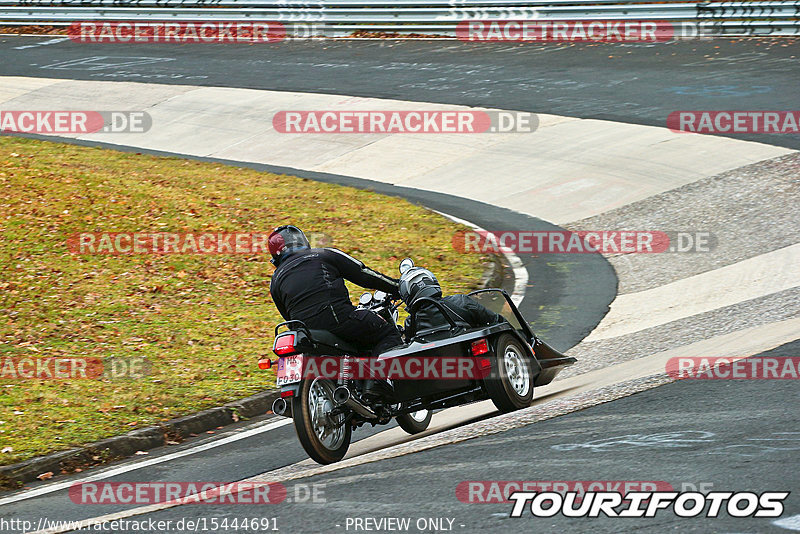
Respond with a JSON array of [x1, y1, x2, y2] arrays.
[[399, 266, 507, 335], [268, 225, 403, 357]]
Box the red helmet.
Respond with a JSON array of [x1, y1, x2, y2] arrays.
[[268, 225, 311, 265]]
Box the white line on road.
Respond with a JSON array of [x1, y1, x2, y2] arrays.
[[775, 515, 800, 531], [0, 417, 292, 507], [432, 210, 528, 306], [23, 311, 800, 533], [14, 208, 529, 532], [13, 37, 69, 50], [24, 373, 667, 534], [3, 211, 506, 510]]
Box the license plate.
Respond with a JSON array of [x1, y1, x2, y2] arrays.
[[276, 354, 303, 386]]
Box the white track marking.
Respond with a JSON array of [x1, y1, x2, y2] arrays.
[[432, 210, 528, 305], [40, 56, 175, 70], [12, 37, 69, 50], [0, 418, 291, 507], [25, 317, 800, 533], [25, 379, 620, 534], [16, 209, 527, 532], [775, 515, 800, 531], [0, 76, 788, 224], [3, 212, 508, 508], [1, 76, 790, 531], [586, 243, 800, 342]]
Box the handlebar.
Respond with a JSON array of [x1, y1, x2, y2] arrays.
[[359, 294, 401, 313]]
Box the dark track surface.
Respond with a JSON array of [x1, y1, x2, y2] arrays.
[[0, 36, 797, 534], [0, 136, 616, 531], [109, 340, 800, 534], [0, 37, 799, 148], [0, 134, 617, 350]]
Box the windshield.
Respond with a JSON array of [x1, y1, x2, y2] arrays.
[[467, 289, 525, 333]]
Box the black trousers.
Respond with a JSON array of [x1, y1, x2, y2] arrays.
[[329, 308, 403, 357]]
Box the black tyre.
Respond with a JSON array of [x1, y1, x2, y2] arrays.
[[484, 333, 535, 413], [396, 409, 432, 434], [292, 378, 351, 464]]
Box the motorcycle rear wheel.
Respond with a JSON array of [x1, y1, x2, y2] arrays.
[[292, 378, 351, 464]]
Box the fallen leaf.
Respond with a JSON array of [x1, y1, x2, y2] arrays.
[[37, 472, 54, 481]]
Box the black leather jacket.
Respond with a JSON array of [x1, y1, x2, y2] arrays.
[[270, 248, 399, 328], [405, 294, 506, 335]]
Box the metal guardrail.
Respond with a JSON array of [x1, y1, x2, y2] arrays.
[[0, 0, 716, 4], [0, 0, 798, 36]]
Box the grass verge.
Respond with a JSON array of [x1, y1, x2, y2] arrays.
[[0, 136, 486, 467]]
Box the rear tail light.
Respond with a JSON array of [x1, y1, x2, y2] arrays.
[[281, 390, 295, 398], [257, 358, 272, 370], [273, 334, 297, 356], [471, 338, 489, 356]]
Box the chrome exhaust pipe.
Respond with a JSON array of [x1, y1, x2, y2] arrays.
[[333, 386, 377, 419], [272, 397, 288, 417]]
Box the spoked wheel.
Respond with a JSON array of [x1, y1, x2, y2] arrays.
[[292, 378, 351, 464], [396, 408, 432, 434], [484, 333, 535, 413]]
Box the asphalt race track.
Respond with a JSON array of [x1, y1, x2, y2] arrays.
[[0, 36, 798, 534], [133, 340, 800, 534], [0, 39, 799, 149]]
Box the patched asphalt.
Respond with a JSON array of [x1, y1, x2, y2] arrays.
[[567, 152, 800, 294]]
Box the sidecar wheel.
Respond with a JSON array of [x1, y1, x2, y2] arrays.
[[396, 409, 432, 434], [484, 334, 535, 413], [292, 378, 351, 464]]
